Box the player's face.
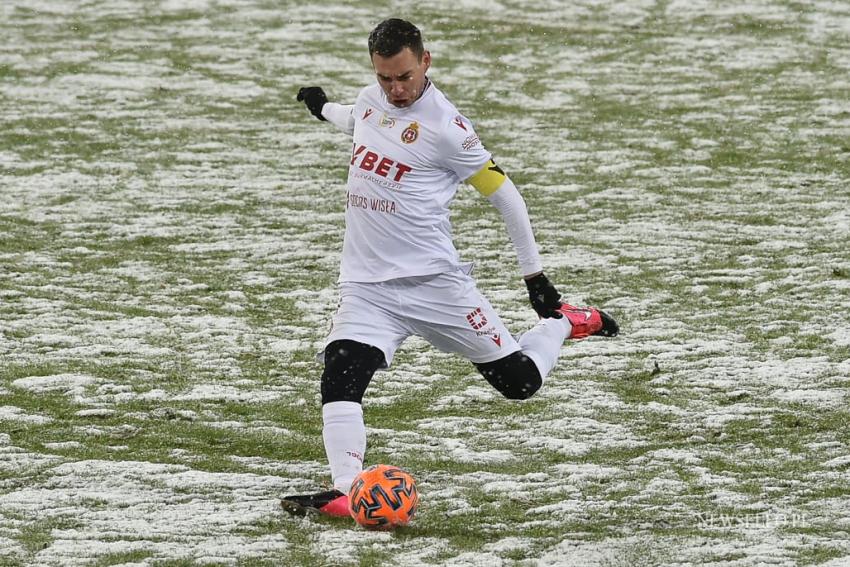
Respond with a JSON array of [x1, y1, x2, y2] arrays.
[[372, 47, 431, 108]]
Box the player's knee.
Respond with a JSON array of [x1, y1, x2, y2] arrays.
[[498, 370, 542, 400], [321, 340, 385, 405], [474, 353, 542, 400], [499, 376, 542, 400]]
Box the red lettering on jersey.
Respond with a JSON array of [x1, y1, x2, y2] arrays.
[[453, 116, 467, 131], [375, 157, 393, 177], [351, 144, 367, 165], [393, 163, 412, 182], [351, 146, 413, 184], [363, 108, 374, 120], [360, 151, 379, 171]]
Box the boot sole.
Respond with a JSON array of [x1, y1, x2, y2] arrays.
[[280, 499, 317, 517]]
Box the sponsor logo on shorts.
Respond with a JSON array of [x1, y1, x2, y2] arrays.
[[466, 307, 488, 330]]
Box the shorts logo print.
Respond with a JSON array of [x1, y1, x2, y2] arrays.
[[466, 307, 488, 330]]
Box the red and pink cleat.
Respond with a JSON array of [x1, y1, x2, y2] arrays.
[[281, 489, 351, 518], [557, 303, 620, 340]]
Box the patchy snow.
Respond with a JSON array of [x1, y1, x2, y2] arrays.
[[11, 374, 97, 394], [0, 406, 54, 425]]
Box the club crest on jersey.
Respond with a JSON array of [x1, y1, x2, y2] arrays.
[[401, 121, 420, 144], [380, 113, 396, 128]]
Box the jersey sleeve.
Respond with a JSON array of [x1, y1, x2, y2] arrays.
[[321, 103, 355, 136], [438, 113, 492, 182]]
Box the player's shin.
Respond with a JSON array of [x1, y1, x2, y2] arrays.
[[518, 317, 571, 380], [322, 401, 366, 493]]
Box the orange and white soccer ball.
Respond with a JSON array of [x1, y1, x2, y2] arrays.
[[348, 464, 419, 530]]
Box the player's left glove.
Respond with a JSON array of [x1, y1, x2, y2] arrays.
[[525, 272, 563, 319], [296, 87, 328, 121]]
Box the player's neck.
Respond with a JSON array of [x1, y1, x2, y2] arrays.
[[418, 77, 431, 101]]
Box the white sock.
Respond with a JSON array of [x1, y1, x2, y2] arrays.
[[518, 317, 571, 380], [322, 401, 366, 494]]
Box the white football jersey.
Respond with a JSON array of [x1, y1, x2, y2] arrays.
[[339, 80, 491, 282]]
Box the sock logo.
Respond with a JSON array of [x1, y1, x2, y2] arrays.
[[346, 451, 364, 463]]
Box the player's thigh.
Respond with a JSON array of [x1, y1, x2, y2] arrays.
[[405, 271, 521, 364], [324, 282, 412, 368]]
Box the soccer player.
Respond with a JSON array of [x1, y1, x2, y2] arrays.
[[282, 18, 618, 518]]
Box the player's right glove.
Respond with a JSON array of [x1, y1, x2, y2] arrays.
[[296, 87, 328, 121], [525, 272, 563, 319]]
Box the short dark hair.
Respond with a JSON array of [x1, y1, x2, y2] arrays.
[[368, 18, 424, 60]]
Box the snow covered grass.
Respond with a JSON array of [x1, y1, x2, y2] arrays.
[[2, 1, 850, 565]]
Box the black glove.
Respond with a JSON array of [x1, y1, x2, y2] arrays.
[[296, 87, 328, 121], [525, 273, 563, 319]]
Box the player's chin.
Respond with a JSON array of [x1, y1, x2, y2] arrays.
[[391, 99, 410, 107]]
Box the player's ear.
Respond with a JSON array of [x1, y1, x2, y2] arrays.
[[422, 50, 431, 72]]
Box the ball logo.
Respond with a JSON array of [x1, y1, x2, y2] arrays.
[[466, 307, 488, 330], [401, 122, 419, 144]]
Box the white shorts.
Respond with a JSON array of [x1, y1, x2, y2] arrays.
[[324, 270, 521, 368]]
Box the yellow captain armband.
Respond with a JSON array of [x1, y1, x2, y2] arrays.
[[467, 159, 507, 196]]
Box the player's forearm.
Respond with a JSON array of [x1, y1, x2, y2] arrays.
[[486, 178, 543, 277], [321, 103, 355, 135]]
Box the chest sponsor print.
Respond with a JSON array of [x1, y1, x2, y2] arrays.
[[350, 144, 412, 183]]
